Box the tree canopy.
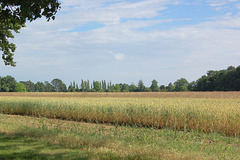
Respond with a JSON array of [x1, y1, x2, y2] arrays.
[[150, 79, 159, 92], [51, 78, 67, 92], [0, 75, 16, 91], [0, 0, 61, 66], [15, 82, 27, 92], [195, 66, 240, 91], [174, 78, 189, 92], [137, 80, 145, 92]]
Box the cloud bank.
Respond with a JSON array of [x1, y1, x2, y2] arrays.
[[1, 0, 240, 86]]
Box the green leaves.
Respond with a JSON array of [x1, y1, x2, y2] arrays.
[[0, 0, 61, 66], [150, 79, 159, 92], [0, 29, 17, 66]]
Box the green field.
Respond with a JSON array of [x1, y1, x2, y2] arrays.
[[0, 92, 239, 159]]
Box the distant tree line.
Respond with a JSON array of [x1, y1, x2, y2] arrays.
[[1, 66, 239, 92], [0, 76, 27, 92], [194, 66, 240, 91]]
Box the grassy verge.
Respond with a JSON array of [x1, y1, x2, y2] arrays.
[[0, 114, 239, 160]]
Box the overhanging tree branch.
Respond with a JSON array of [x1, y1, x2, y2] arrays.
[[0, 0, 61, 66]]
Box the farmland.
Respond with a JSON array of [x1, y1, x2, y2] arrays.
[[0, 92, 240, 159]]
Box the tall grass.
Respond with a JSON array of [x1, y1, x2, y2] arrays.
[[0, 92, 239, 136]]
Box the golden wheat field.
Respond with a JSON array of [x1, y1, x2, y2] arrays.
[[0, 92, 239, 136]]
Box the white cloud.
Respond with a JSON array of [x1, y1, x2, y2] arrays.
[[114, 53, 125, 61], [109, 51, 125, 61], [206, 0, 239, 8], [206, 0, 227, 7], [58, 0, 179, 27]]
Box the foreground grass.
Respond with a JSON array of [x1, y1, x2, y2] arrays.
[[0, 114, 239, 160], [0, 133, 86, 160]]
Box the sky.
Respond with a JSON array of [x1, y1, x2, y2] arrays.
[[1, 0, 240, 86]]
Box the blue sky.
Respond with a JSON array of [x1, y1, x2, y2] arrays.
[[1, 0, 240, 86]]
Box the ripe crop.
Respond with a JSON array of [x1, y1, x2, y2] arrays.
[[0, 92, 239, 136]]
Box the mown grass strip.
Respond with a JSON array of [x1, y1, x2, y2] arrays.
[[1, 114, 239, 160]]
